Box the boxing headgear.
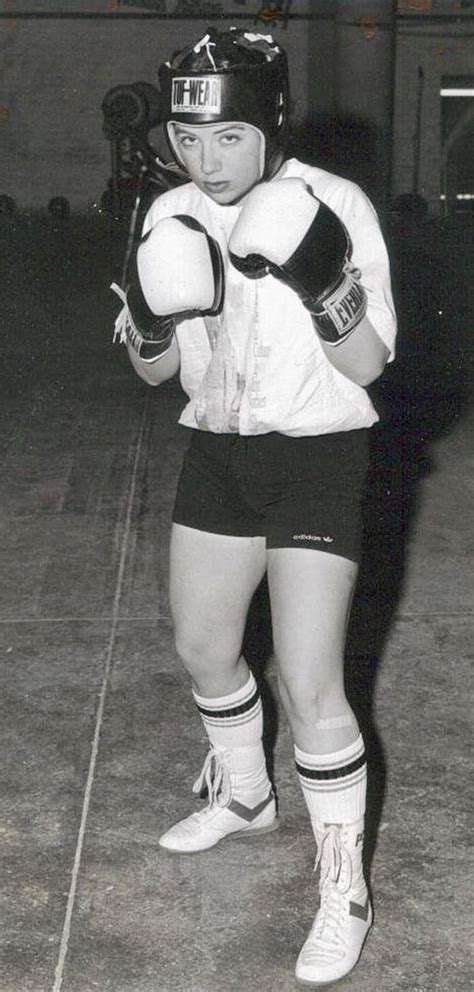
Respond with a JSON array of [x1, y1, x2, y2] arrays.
[[158, 27, 289, 180]]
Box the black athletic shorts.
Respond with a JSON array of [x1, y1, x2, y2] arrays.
[[173, 428, 370, 563]]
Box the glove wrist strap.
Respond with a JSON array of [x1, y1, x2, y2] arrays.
[[111, 282, 175, 363], [309, 269, 367, 345]]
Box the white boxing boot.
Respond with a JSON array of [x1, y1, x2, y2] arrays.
[[158, 744, 278, 854], [295, 820, 372, 987]]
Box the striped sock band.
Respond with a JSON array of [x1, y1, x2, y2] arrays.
[[295, 734, 367, 824], [193, 670, 263, 747]]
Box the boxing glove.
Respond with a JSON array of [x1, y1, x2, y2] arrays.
[[112, 215, 224, 362], [228, 178, 367, 345]]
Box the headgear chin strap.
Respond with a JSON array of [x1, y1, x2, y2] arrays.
[[158, 27, 289, 181]]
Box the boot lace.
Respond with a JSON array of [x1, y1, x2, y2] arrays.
[[191, 747, 231, 819], [304, 825, 353, 963]]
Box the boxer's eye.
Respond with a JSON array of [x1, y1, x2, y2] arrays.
[[220, 133, 241, 145]]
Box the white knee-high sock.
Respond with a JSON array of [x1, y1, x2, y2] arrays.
[[295, 735, 368, 899], [192, 670, 270, 801], [294, 734, 367, 826], [192, 670, 263, 747]]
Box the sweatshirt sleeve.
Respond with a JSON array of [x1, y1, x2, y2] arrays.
[[331, 182, 398, 361]]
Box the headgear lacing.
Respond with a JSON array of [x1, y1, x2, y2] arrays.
[[192, 33, 217, 71]]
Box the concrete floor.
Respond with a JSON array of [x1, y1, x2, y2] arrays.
[[1, 213, 473, 992]]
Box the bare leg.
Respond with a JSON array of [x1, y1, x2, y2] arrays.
[[267, 547, 359, 753], [160, 524, 275, 853], [169, 523, 266, 696], [267, 547, 371, 987]]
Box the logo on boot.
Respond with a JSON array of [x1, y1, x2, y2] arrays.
[[349, 897, 371, 922]]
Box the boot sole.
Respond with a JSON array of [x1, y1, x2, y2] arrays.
[[295, 921, 372, 988], [231, 818, 280, 840], [159, 817, 279, 854]]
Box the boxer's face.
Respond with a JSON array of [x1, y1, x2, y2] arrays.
[[168, 121, 264, 204]]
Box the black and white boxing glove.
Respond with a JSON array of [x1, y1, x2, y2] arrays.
[[228, 178, 367, 345], [112, 215, 224, 362]]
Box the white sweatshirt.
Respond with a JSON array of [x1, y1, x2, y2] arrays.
[[142, 158, 397, 436]]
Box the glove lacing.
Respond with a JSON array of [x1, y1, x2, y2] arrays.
[[111, 283, 130, 344], [191, 747, 232, 819]]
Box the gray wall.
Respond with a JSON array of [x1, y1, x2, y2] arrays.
[[0, 1, 395, 212], [392, 16, 474, 215]]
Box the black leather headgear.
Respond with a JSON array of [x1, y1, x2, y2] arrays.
[[158, 27, 289, 180]]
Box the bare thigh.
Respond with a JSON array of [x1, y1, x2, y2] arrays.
[[169, 523, 266, 694], [267, 547, 358, 747]]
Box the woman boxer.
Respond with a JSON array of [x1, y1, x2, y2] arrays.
[[113, 27, 396, 988]]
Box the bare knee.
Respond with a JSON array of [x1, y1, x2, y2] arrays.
[[276, 665, 361, 753], [277, 666, 346, 724], [173, 620, 243, 691]]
